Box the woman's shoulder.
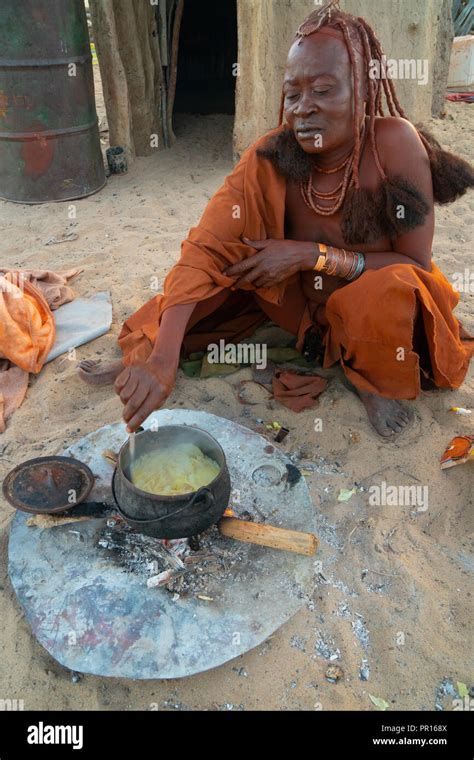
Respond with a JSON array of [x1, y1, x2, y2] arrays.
[[373, 116, 429, 160]]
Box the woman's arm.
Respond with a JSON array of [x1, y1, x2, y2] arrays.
[[115, 302, 197, 432], [370, 117, 435, 271], [299, 244, 430, 272], [149, 302, 198, 367]]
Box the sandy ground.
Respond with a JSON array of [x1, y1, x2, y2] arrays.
[[0, 66, 472, 711]]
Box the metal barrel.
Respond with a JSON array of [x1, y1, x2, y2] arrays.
[[0, 0, 105, 203]]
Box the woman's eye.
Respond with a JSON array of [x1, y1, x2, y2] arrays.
[[285, 94, 298, 100], [314, 89, 330, 95]]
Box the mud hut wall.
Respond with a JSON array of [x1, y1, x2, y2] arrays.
[[90, 0, 453, 160]]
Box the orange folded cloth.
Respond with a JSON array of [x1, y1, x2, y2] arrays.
[[272, 371, 328, 413], [0, 269, 81, 431], [0, 268, 82, 311], [0, 361, 29, 434]]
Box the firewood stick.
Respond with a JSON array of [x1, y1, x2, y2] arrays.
[[26, 514, 93, 529], [218, 517, 318, 556]]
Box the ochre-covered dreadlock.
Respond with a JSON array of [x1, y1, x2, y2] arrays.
[[258, 0, 474, 245]]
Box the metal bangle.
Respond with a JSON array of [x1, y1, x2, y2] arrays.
[[340, 248, 347, 274], [313, 243, 327, 272], [346, 253, 359, 281], [314, 254, 326, 272], [324, 249, 338, 276], [356, 253, 366, 278], [347, 254, 360, 281], [347, 253, 366, 281]]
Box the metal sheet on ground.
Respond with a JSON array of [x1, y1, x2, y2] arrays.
[[8, 410, 315, 679]]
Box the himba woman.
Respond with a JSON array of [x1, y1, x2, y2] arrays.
[[80, 1, 474, 437]]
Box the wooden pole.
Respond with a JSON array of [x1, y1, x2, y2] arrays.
[[166, 0, 184, 146]]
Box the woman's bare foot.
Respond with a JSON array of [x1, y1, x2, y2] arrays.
[[356, 388, 411, 438], [77, 359, 124, 386]]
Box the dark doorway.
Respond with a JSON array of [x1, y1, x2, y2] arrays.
[[174, 0, 237, 115]]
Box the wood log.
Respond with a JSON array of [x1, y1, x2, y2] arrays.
[[218, 517, 318, 556]]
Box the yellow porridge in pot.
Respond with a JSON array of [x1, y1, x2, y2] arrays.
[[129, 442, 220, 496]]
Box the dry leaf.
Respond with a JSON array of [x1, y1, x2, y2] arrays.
[[369, 694, 389, 711], [337, 488, 356, 502]]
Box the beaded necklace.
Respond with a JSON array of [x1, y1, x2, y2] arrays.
[[300, 123, 367, 216]]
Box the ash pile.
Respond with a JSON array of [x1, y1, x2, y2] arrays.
[[98, 516, 246, 599]]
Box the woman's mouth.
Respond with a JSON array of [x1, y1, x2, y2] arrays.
[[296, 127, 323, 140]]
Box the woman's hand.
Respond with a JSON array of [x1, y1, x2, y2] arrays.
[[114, 358, 177, 433], [224, 237, 317, 289]]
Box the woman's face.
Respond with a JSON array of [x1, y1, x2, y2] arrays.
[[283, 33, 364, 155]]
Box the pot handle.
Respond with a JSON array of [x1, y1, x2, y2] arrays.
[[110, 467, 120, 507], [152, 487, 215, 522], [185, 487, 215, 513]]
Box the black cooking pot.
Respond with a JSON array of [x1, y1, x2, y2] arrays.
[[111, 425, 231, 539]]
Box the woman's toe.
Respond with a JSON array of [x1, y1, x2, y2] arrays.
[[79, 360, 97, 371]]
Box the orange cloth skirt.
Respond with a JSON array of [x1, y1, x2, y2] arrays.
[[119, 264, 472, 400]]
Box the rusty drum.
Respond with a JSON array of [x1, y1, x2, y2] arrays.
[[0, 0, 105, 203]]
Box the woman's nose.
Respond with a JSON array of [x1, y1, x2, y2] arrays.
[[293, 92, 319, 117]]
